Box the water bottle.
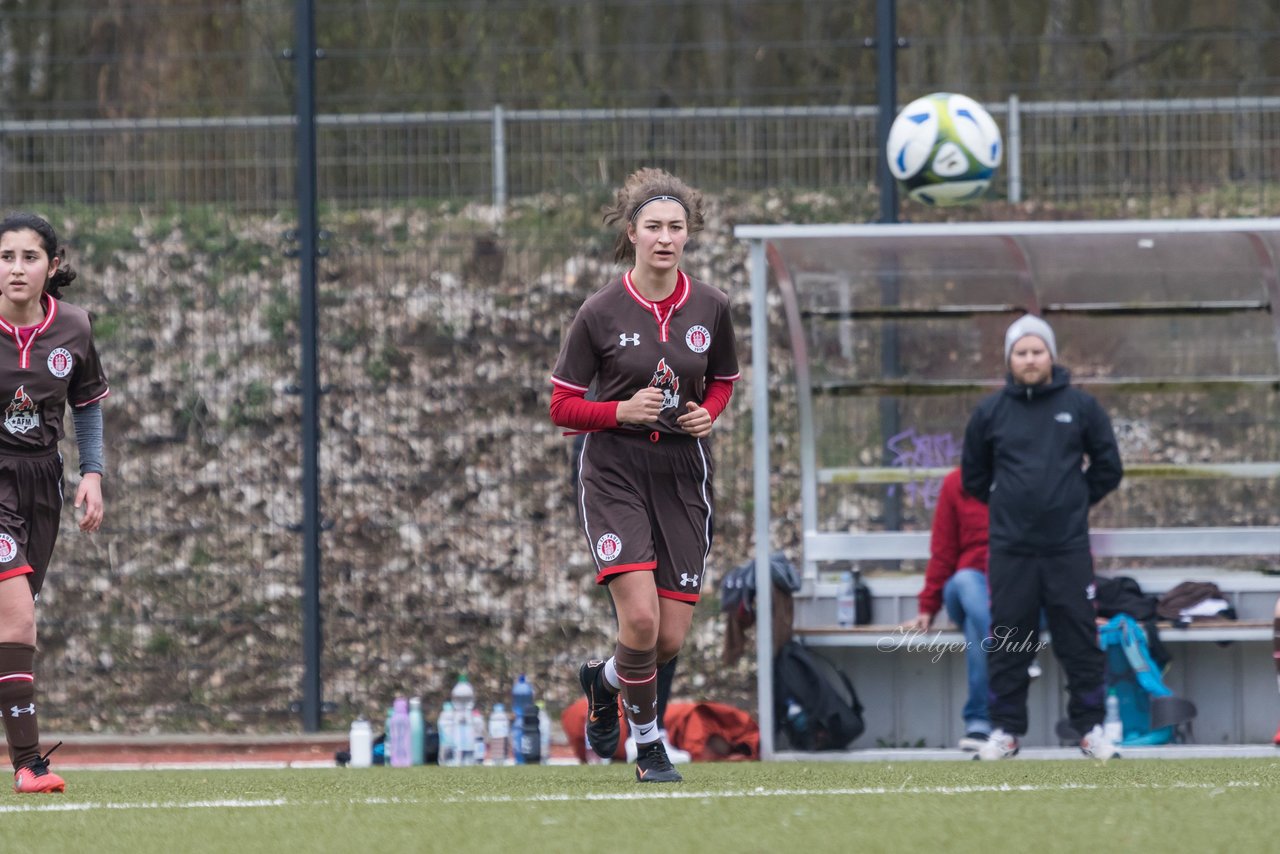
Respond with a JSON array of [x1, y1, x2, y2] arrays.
[[851, 567, 865, 625], [1104, 689, 1123, 743], [451, 674, 476, 765], [388, 697, 413, 767], [472, 707, 487, 766], [349, 717, 373, 768], [436, 701, 455, 766], [836, 570, 855, 627], [785, 698, 808, 742], [519, 703, 542, 764], [408, 697, 425, 765], [381, 705, 394, 765], [487, 703, 510, 765], [456, 705, 474, 766], [512, 674, 534, 764], [537, 701, 551, 764]]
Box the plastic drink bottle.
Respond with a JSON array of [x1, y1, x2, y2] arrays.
[[388, 697, 413, 767], [512, 674, 533, 764], [349, 718, 372, 768], [436, 701, 455, 766], [451, 674, 476, 765], [1104, 690, 1124, 742], [487, 703, 510, 765], [836, 570, 855, 626], [408, 697, 426, 765]]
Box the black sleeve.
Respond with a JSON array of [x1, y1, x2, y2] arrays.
[[961, 403, 993, 504], [1082, 394, 1124, 504]]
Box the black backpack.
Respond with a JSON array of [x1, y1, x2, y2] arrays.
[[773, 640, 865, 750]]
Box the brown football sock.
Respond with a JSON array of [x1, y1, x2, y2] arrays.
[[0, 643, 39, 769], [614, 641, 659, 745]]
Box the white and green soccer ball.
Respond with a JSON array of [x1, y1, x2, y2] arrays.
[[886, 92, 1003, 206]]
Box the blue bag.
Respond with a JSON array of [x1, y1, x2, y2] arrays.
[[1098, 614, 1196, 746]]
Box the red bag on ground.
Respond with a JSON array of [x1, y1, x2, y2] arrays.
[[561, 698, 759, 763], [664, 701, 760, 761]]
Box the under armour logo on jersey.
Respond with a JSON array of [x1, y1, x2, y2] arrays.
[[9, 703, 35, 717], [1055, 412, 1073, 423], [679, 572, 700, 587], [619, 333, 640, 347]]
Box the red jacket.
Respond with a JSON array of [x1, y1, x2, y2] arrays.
[[918, 469, 989, 617]]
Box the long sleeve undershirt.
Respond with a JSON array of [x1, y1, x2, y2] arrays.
[[549, 379, 735, 432], [71, 402, 105, 476]]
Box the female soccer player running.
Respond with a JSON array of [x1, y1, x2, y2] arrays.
[[0, 213, 110, 793], [550, 169, 738, 782]]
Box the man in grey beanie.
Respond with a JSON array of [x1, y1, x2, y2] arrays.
[[962, 313, 1124, 761]]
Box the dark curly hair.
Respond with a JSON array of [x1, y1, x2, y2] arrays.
[[0, 212, 77, 299], [602, 168, 705, 264]]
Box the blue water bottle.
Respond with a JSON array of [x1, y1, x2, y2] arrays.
[[512, 674, 534, 764]]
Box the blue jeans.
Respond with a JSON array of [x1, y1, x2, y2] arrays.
[[943, 568, 991, 734]]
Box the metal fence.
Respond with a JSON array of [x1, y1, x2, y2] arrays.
[[7, 94, 1280, 735], [4, 97, 1278, 212]]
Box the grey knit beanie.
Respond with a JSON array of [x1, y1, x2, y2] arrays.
[[1004, 314, 1057, 364]]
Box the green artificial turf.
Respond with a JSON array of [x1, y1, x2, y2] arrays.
[[6, 758, 1280, 853]]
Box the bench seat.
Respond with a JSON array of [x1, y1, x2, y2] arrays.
[[794, 619, 1273, 647]]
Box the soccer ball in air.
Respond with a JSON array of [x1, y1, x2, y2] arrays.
[[886, 92, 1003, 206]]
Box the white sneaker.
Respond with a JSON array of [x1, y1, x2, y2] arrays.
[[626, 730, 691, 764], [1080, 724, 1119, 760], [974, 728, 1019, 760], [958, 731, 990, 752]]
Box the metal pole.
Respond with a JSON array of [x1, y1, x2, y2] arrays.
[[293, 0, 323, 733], [492, 103, 507, 213], [875, 0, 899, 224], [876, 0, 903, 533], [750, 238, 776, 759], [1007, 94, 1022, 203]]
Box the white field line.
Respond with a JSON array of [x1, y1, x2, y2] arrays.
[[58, 760, 337, 772], [0, 780, 1261, 814], [0, 798, 287, 814], [444, 780, 1262, 803]]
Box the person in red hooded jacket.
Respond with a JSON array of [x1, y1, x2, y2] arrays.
[[901, 468, 991, 751]]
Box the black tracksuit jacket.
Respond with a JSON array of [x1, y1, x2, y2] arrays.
[[961, 365, 1124, 554]]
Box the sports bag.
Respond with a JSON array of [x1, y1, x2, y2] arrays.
[[773, 640, 864, 751], [1098, 614, 1196, 745]]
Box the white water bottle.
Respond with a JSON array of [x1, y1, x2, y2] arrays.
[[487, 703, 510, 765], [538, 702, 551, 763], [349, 718, 372, 768], [472, 707, 487, 765], [451, 674, 476, 766], [836, 570, 855, 627], [1104, 690, 1123, 743]]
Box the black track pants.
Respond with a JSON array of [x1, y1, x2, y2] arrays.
[[986, 549, 1106, 736]]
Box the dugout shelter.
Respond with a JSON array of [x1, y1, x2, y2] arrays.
[[738, 218, 1280, 757]]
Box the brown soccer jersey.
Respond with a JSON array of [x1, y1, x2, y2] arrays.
[[550, 270, 739, 431], [0, 296, 110, 455], [552, 270, 739, 601]]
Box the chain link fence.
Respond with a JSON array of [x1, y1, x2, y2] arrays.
[[2, 94, 1276, 732]]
